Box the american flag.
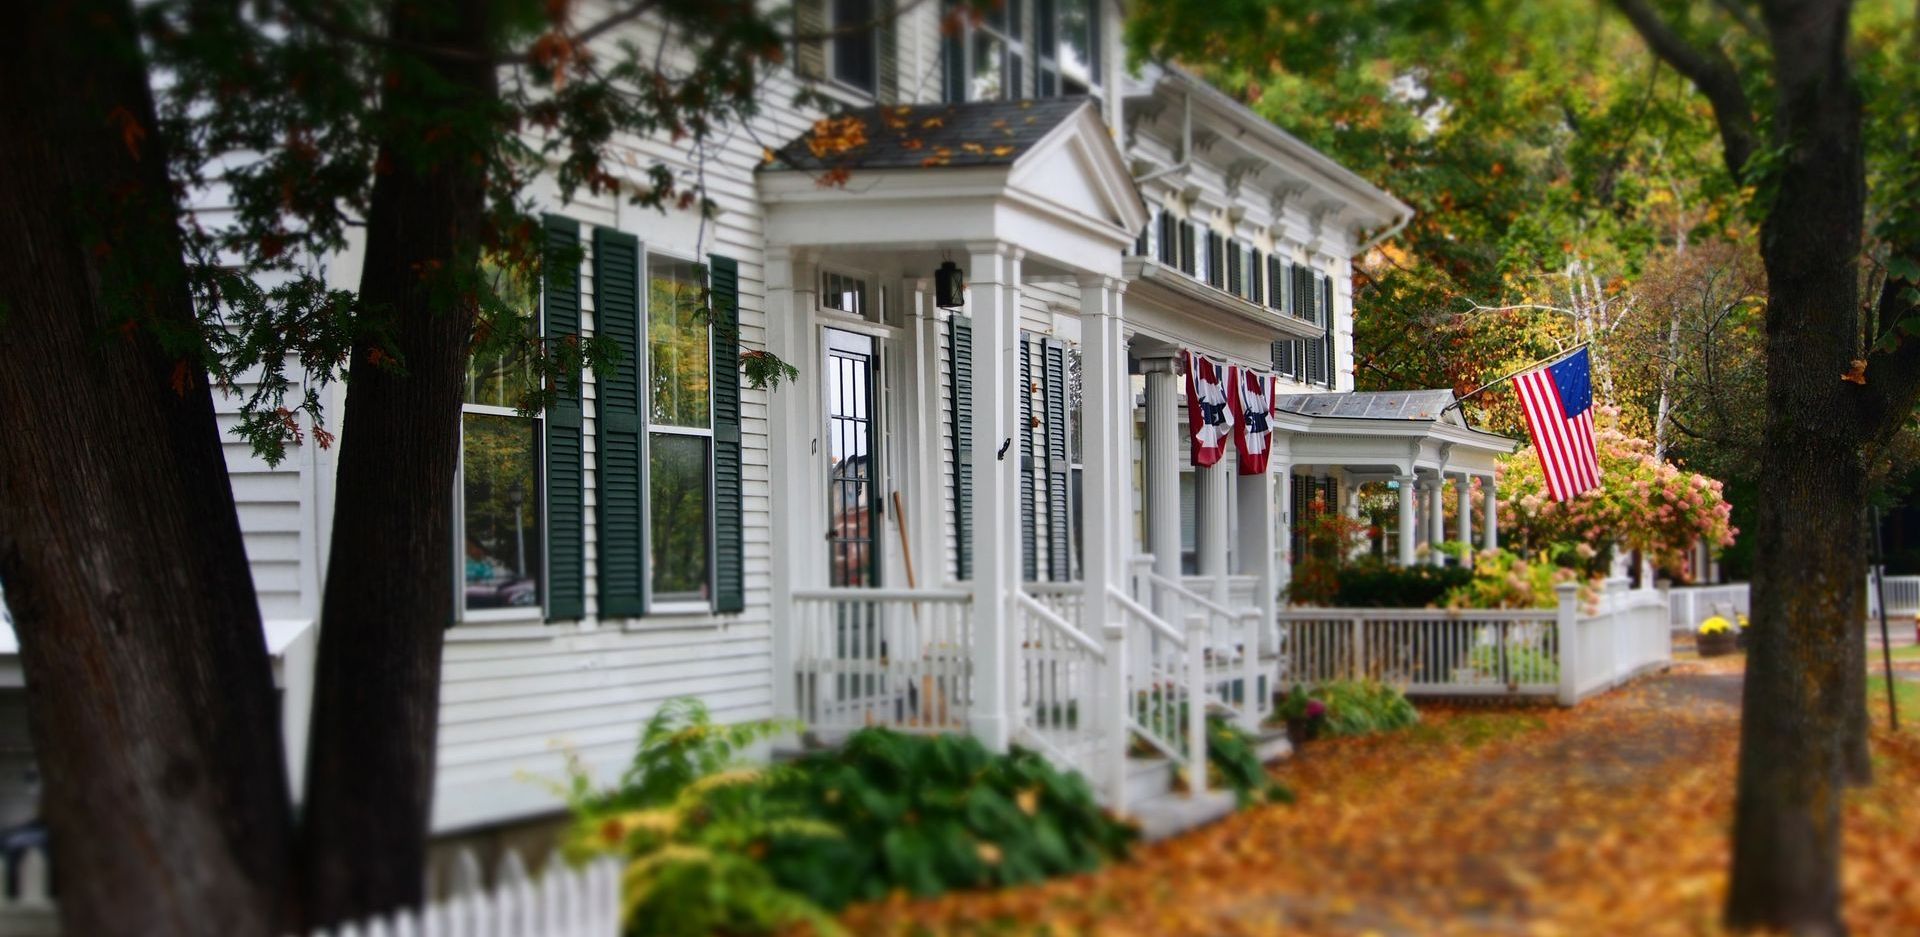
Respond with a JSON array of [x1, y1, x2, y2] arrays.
[[1512, 347, 1601, 501]]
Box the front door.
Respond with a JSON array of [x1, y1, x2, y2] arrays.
[[825, 329, 880, 588]]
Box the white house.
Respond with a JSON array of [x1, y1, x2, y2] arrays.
[[0, 0, 1515, 843]]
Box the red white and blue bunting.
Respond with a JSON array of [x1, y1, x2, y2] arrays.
[[1184, 350, 1235, 468], [1230, 366, 1277, 475]]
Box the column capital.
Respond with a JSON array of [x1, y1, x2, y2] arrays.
[[1075, 272, 1129, 294], [1138, 355, 1180, 376]]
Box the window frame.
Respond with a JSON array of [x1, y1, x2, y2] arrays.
[[641, 247, 720, 615], [826, 0, 882, 98], [943, 0, 1025, 102], [1036, 0, 1102, 98], [455, 333, 550, 626]]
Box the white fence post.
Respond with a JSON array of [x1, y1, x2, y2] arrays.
[[1186, 613, 1209, 795], [1556, 582, 1581, 706]]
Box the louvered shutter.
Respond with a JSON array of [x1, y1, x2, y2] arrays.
[[593, 228, 644, 617], [1043, 339, 1071, 581], [709, 255, 746, 612], [1250, 249, 1264, 305], [876, 0, 898, 102], [1158, 211, 1177, 265], [1019, 336, 1037, 583], [948, 315, 973, 580], [1226, 241, 1243, 295], [942, 27, 964, 102], [795, 0, 827, 79], [1179, 221, 1196, 275], [1207, 232, 1225, 288], [1320, 273, 1336, 389], [1133, 222, 1148, 257], [1267, 256, 1284, 309], [543, 215, 586, 621]]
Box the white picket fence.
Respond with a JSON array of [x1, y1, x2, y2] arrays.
[[1669, 574, 1920, 632], [0, 848, 619, 937], [1280, 579, 1671, 705]]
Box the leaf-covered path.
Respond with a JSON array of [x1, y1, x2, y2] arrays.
[[837, 661, 1920, 936]]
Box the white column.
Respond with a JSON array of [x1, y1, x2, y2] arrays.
[[967, 243, 1017, 751], [1142, 357, 1182, 601], [1395, 474, 1417, 567], [1275, 460, 1293, 601], [1078, 275, 1129, 806], [1196, 455, 1230, 604], [1343, 476, 1365, 560], [1235, 463, 1274, 729], [1424, 476, 1445, 566], [766, 247, 812, 721], [1455, 473, 1473, 565], [1482, 475, 1499, 552]]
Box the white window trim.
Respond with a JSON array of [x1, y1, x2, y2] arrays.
[[949, 9, 1026, 102], [638, 246, 720, 615], [825, 0, 882, 100], [454, 356, 549, 625]]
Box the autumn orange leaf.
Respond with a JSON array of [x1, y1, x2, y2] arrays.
[[1843, 359, 1868, 384]]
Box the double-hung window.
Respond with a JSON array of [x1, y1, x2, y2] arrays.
[[645, 255, 715, 608], [829, 0, 880, 95], [1036, 0, 1100, 96], [943, 0, 1024, 101], [461, 336, 545, 618]]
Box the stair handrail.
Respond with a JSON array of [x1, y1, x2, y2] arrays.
[[1013, 591, 1105, 658], [1140, 570, 1261, 626]]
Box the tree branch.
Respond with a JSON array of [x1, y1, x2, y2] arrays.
[[1711, 0, 1767, 36], [1608, 0, 1760, 181], [1861, 271, 1920, 451]]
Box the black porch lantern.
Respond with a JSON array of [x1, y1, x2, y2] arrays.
[[935, 260, 966, 310]]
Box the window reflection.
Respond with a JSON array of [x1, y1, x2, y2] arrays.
[[648, 257, 711, 428], [649, 433, 711, 602], [463, 412, 543, 610]]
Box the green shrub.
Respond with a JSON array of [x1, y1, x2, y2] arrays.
[[1204, 714, 1293, 807], [766, 729, 1137, 908], [560, 700, 844, 937], [1310, 680, 1421, 737], [1326, 561, 1473, 608], [1442, 547, 1579, 610], [1462, 642, 1560, 682]]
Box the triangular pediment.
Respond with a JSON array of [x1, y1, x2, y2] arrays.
[[1007, 104, 1148, 239]]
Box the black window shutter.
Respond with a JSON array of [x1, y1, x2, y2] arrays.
[[1179, 221, 1196, 275], [1291, 263, 1312, 321], [795, 0, 827, 80], [1269, 338, 1288, 375], [1320, 273, 1336, 389], [543, 215, 586, 621], [948, 315, 973, 580], [876, 0, 898, 102], [1133, 220, 1149, 257], [1043, 339, 1072, 581], [1207, 232, 1225, 288], [709, 254, 746, 612], [942, 26, 964, 102], [1267, 256, 1284, 309], [1158, 210, 1177, 265], [1019, 336, 1037, 583], [593, 227, 644, 617], [1227, 241, 1243, 295], [1250, 249, 1264, 305]]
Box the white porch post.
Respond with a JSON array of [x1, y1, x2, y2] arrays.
[[1456, 472, 1474, 565], [1236, 455, 1275, 728], [1196, 457, 1230, 604], [1482, 475, 1499, 552], [1343, 476, 1365, 560], [1424, 475, 1445, 566], [1274, 459, 1293, 602], [1395, 474, 1417, 567], [1142, 357, 1182, 607], [967, 243, 1018, 751], [766, 247, 811, 722], [1078, 275, 1131, 807]]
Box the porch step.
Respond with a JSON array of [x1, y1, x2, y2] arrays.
[[1125, 754, 1175, 804], [1127, 788, 1239, 842], [1252, 726, 1294, 764]]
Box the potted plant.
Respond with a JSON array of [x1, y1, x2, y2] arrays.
[[1697, 616, 1738, 657], [1274, 686, 1327, 748]]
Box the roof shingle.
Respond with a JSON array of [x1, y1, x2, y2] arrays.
[[762, 97, 1091, 173]]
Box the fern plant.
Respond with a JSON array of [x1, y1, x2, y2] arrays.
[[1204, 714, 1293, 807], [561, 700, 842, 937]]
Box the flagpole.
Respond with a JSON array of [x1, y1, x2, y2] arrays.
[[1441, 342, 1590, 416]]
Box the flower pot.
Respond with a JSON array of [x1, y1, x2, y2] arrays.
[[1697, 630, 1738, 657], [1286, 717, 1321, 749]]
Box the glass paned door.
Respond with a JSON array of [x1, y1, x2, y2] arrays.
[[826, 329, 880, 587]]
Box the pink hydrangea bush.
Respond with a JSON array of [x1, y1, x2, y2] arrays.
[[1497, 412, 1737, 579]]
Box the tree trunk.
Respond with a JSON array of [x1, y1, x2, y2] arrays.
[[299, 0, 497, 923], [0, 1, 296, 933], [1726, 2, 1866, 932]]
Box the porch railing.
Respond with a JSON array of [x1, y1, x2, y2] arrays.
[[1571, 582, 1671, 700], [1135, 569, 1270, 725], [1111, 588, 1208, 793], [791, 587, 973, 734], [1278, 607, 1561, 696], [1870, 573, 1920, 618], [1012, 591, 1107, 780]]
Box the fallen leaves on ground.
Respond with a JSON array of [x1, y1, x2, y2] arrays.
[[829, 657, 1920, 936]]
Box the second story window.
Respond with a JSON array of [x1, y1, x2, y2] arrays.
[[831, 0, 880, 94], [944, 0, 1024, 102], [1037, 0, 1100, 96]]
